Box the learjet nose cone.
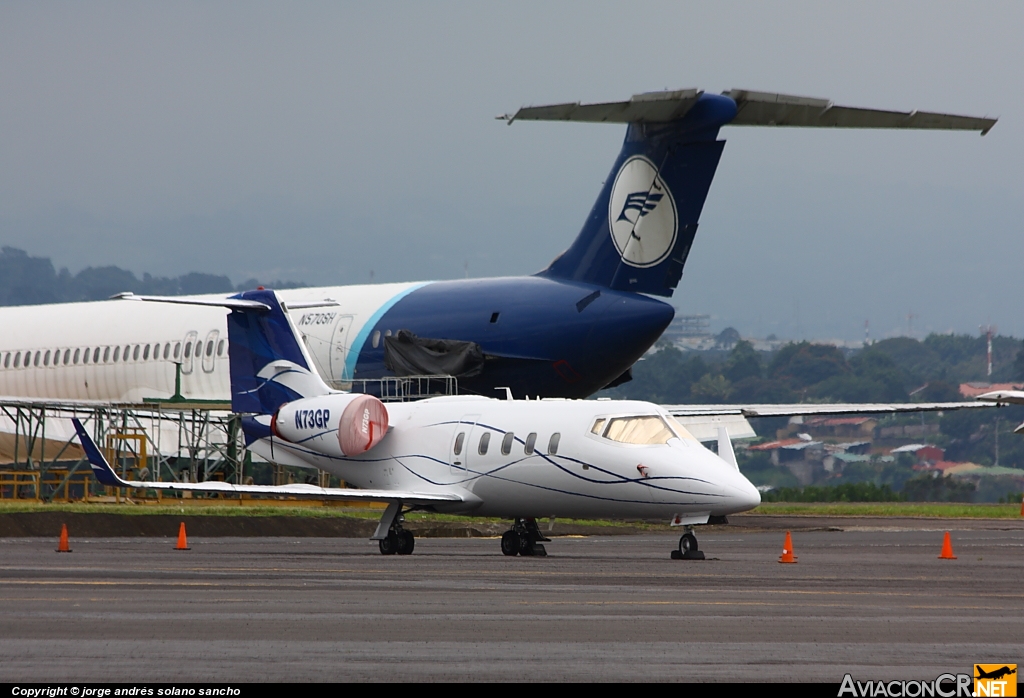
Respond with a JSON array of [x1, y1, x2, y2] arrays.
[[728, 476, 761, 513]]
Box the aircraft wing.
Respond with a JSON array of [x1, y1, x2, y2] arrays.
[[975, 390, 1024, 405], [723, 89, 997, 134], [664, 401, 991, 442], [70, 418, 463, 506], [664, 401, 991, 418]]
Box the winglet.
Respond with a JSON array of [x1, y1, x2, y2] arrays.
[[71, 418, 128, 487], [716, 426, 738, 470]]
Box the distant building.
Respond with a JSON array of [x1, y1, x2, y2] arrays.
[[802, 417, 878, 439], [959, 382, 1024, 398]]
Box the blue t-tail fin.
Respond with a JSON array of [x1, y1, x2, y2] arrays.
[[114, 289, 333, 414], [503, 87, 996, 298], [226, 289, 332, 414]]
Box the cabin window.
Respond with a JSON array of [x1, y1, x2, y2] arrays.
[[163, 343, 170, 359], [93, 347, 101, 363], [217, 340, 225, 356], [143, 344, 150, 361], [34, 351, 41, 367], [44, 350, 51, 366], [206, 340, 214, 357], [2, 353, 9, 369], [184, 342, 192, 359], [113, 346, 120, 362], [548, 433, 561, 455], [14, 352, 22, 368], [603, 416, 675, 445], [384, 329, 392, 338], [501, 432, 514, 455], [133, 345, 140, 361], [524, 432, 537, 455], [590, 418, 606, 436], [73, 349, 80, 365], [103, 347, 110, 362], [371, 331, 381, 349], [453, 432, 465, 456], [173, 342, 181, 359], [63, 349, 71, 365], [478, 432, 490, 455]]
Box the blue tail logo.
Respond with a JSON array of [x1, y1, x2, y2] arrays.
[[616, 190, 664, 224], [228, 289, 331, 414], [608, 156, 678, 269]]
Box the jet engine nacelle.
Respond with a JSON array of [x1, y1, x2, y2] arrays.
[[273, 393, 389, 456]]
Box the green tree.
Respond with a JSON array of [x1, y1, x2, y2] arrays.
[[723, 340, 763, 383]]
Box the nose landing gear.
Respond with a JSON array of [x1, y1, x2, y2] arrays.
[[501, 518, 550, 557], [671, 528, 705, 560]]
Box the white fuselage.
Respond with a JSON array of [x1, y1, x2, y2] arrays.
[[254, 395, 761, 520], [0, 283, 421, 402]]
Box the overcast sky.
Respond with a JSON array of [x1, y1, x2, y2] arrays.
[[1, 2, 1021, 341]]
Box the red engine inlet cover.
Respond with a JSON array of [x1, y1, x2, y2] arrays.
[[337, 394, 389, 456]]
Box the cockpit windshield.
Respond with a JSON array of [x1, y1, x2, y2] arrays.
[[601, 416, 675, 445], [590, 414, 697, 444]]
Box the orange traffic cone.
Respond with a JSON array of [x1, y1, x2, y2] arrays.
[[174, 522, 191, 551], [778, 531, 797, 563], [938, 531, 956, 560], [56, 524, 71, 553]]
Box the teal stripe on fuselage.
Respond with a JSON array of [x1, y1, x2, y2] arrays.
[[344, 282, 430, 380]]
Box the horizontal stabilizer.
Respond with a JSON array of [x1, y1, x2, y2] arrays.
[[71, 418, 461, 506], [724, 89, 996, 134], [499, 89, 702, 124], [501, 88, 996, 134], [111, 292, 272, 312]]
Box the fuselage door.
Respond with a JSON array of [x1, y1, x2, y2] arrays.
[[329, 315, 355, 386], [201, 330, 219, 373], [450, 413, 480, 476], [181, 330, 199, 375]]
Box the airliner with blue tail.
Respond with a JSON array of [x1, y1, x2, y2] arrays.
[[0, 89, 996, 403]]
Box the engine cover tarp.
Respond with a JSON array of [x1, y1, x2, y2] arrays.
[[383, 330, 485, 378]]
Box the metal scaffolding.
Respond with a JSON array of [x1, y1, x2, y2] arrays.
[[0, 399, 246, 502]]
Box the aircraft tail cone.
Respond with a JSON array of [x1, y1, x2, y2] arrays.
[[778, 531, 797, 563], [56, 523, 72, 553], [174, 522, 191, 551], [938, 531, 956, 560]]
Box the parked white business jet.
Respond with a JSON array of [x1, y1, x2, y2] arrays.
[[73, 289, 761, 558]]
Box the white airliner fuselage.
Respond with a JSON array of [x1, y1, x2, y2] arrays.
[[0, 283, 416, 402]]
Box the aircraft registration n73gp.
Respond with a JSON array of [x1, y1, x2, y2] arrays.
[[72, 289, 760, 559]]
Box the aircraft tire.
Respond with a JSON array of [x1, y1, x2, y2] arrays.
[[501, 530, 521, 556], [379, 532, 400, 555], [679, 532, 698, 554], [397, 530, 415, 555]]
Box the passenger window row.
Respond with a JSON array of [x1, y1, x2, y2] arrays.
[[0, 337, 226, 370], [453, 430, 560, 457]]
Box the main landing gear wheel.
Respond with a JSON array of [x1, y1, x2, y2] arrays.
[[377, 507, 416, 556], [671, 530, 705, 560], [379, 532, 399, 555], [500, 518, 550, 557], [397, 529, 415, 555], [501, 530, 521, 556]]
